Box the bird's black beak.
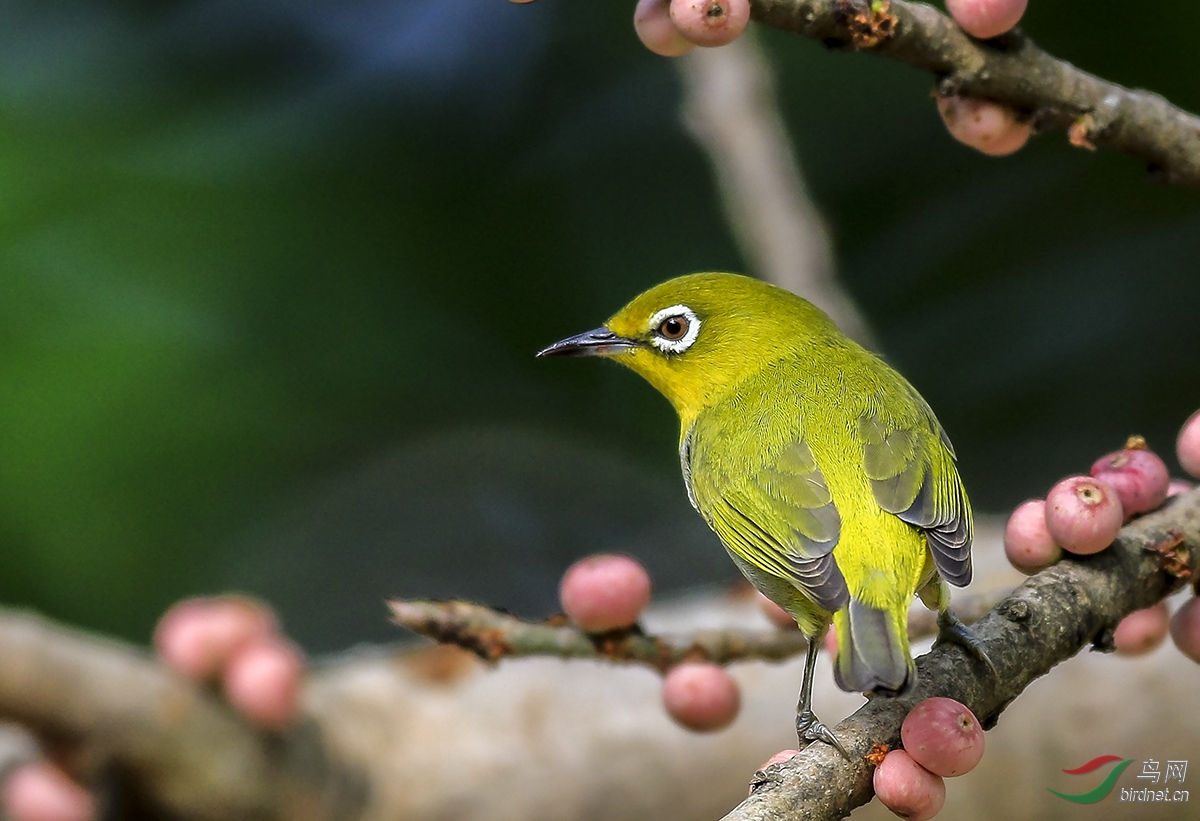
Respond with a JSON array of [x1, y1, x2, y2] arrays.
[[536, 327, 639, 358]]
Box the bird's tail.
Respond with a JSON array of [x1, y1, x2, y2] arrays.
[[832, 597, 914, 695]]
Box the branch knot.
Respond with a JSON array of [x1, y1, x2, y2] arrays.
[[834, 0, 898, 49]]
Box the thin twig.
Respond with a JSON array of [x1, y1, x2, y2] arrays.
[[391, 600, 805, 670], [750, 0, 1200, 187], [388, 589, 1005, 671]]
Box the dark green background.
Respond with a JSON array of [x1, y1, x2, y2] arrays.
[[1, 0, 1196, 651]]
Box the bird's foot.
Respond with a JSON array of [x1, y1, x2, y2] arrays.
[[935, 609, 998, 679], [796, 708, 850, 760]]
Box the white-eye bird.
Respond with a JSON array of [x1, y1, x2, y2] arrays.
[[539, 272, 993, 753]]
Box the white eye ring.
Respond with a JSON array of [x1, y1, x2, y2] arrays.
[[648, 305, 701, 354]]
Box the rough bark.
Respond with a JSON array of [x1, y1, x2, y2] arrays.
[[750, 0, 1200, 187], [721, 488, 1198, 820]]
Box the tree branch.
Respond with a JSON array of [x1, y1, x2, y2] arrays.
[[750, 0, 1200, 187], [676, 36, 876, 347], [1, 498, 1197, 820], [391, 599, 805, 669], [0, 612, 364, 821], [720, 486, 1200, 821], [388, 589, 1002, 670]]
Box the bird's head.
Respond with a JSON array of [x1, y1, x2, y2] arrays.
[[537, 272, 837, 424]]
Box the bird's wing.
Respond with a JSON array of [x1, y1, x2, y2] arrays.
[[857, 388, 973, 587], [689, 427, 850, 613]]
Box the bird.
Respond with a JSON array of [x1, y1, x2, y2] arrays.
[[538, 272, 992, 755]]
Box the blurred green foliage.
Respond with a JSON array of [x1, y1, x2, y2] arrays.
[[1, 0, 1197, 651]]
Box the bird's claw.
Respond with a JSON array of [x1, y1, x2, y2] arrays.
[[935, 609, 998, 679], [796, 709, 850, 760]]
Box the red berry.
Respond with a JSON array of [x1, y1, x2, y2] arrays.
[[937, 96, 1032, 156], [224, 639, 305, 731], [1170, 597, 1200, 664], [1090, 443, 1170, 518], [662, 662, 741, 732], [945, 0, 1028, 39], [1044, 476, 1124, 555], [559, 554, 652, 632], [757, 749, 801, 770], [901, 697, 985, 778], [634, 0, 694, 57], [154, 597, 276, 680], [873, 749, 946, 821], [669, 0, 749, 48], [822, 625, 838, 656], [3, 762, 96, 821], [1178, 411, 1200, 479], [1004, 499, 1062, 574], [1167, 479, 1193, 498], [1113, 602, 1170, 657]]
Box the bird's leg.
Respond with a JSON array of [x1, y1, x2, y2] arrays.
[[795, 638, 850, 760], [935, 608, 998, 680]]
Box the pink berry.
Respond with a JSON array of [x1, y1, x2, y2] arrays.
[[937, 96, 1032, 156], [757, 592, 798, 629], [154, 597, 276, 680], [1170, 597, 1200, 664], [901, 697, 985, 778], [1004, 499, 1062, 574], [559, 554, 652, 632], [662, 662, 741, 732], [635, 0, 695, 56], [1113, 602, 1170, 657], [757, 749, 801, 770], [1044, 476, 1124, 556], [1090, 443, 1170, 519], [1168, 479, 1193, 497], [822, 625, 838, 656], [1178, 411, 1200, 479], [224, 639, 305, 731], [873, 749, 946, 821], [669, 0, 750, 48], [3, 762, 96, 821], [945, 0, 1028, 39]]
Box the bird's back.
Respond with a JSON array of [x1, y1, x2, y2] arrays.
[[686, 340, 947, 691]]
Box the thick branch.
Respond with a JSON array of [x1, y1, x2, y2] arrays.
[[721, 487, 1200, 821], [750, 0, 1200, 187]]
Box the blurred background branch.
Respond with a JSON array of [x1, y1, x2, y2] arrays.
[[677, 35, 874, 345], [1, 508, 1197, 820]]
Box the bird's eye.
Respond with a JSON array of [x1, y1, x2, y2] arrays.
[[647, 304, 700, 354], [658, 315, 689, 340]]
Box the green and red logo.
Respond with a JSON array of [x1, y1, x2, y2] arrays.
[[1048, 755, 1135, 804]]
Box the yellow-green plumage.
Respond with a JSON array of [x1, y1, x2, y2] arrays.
[[539, 272, 976, 743]]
